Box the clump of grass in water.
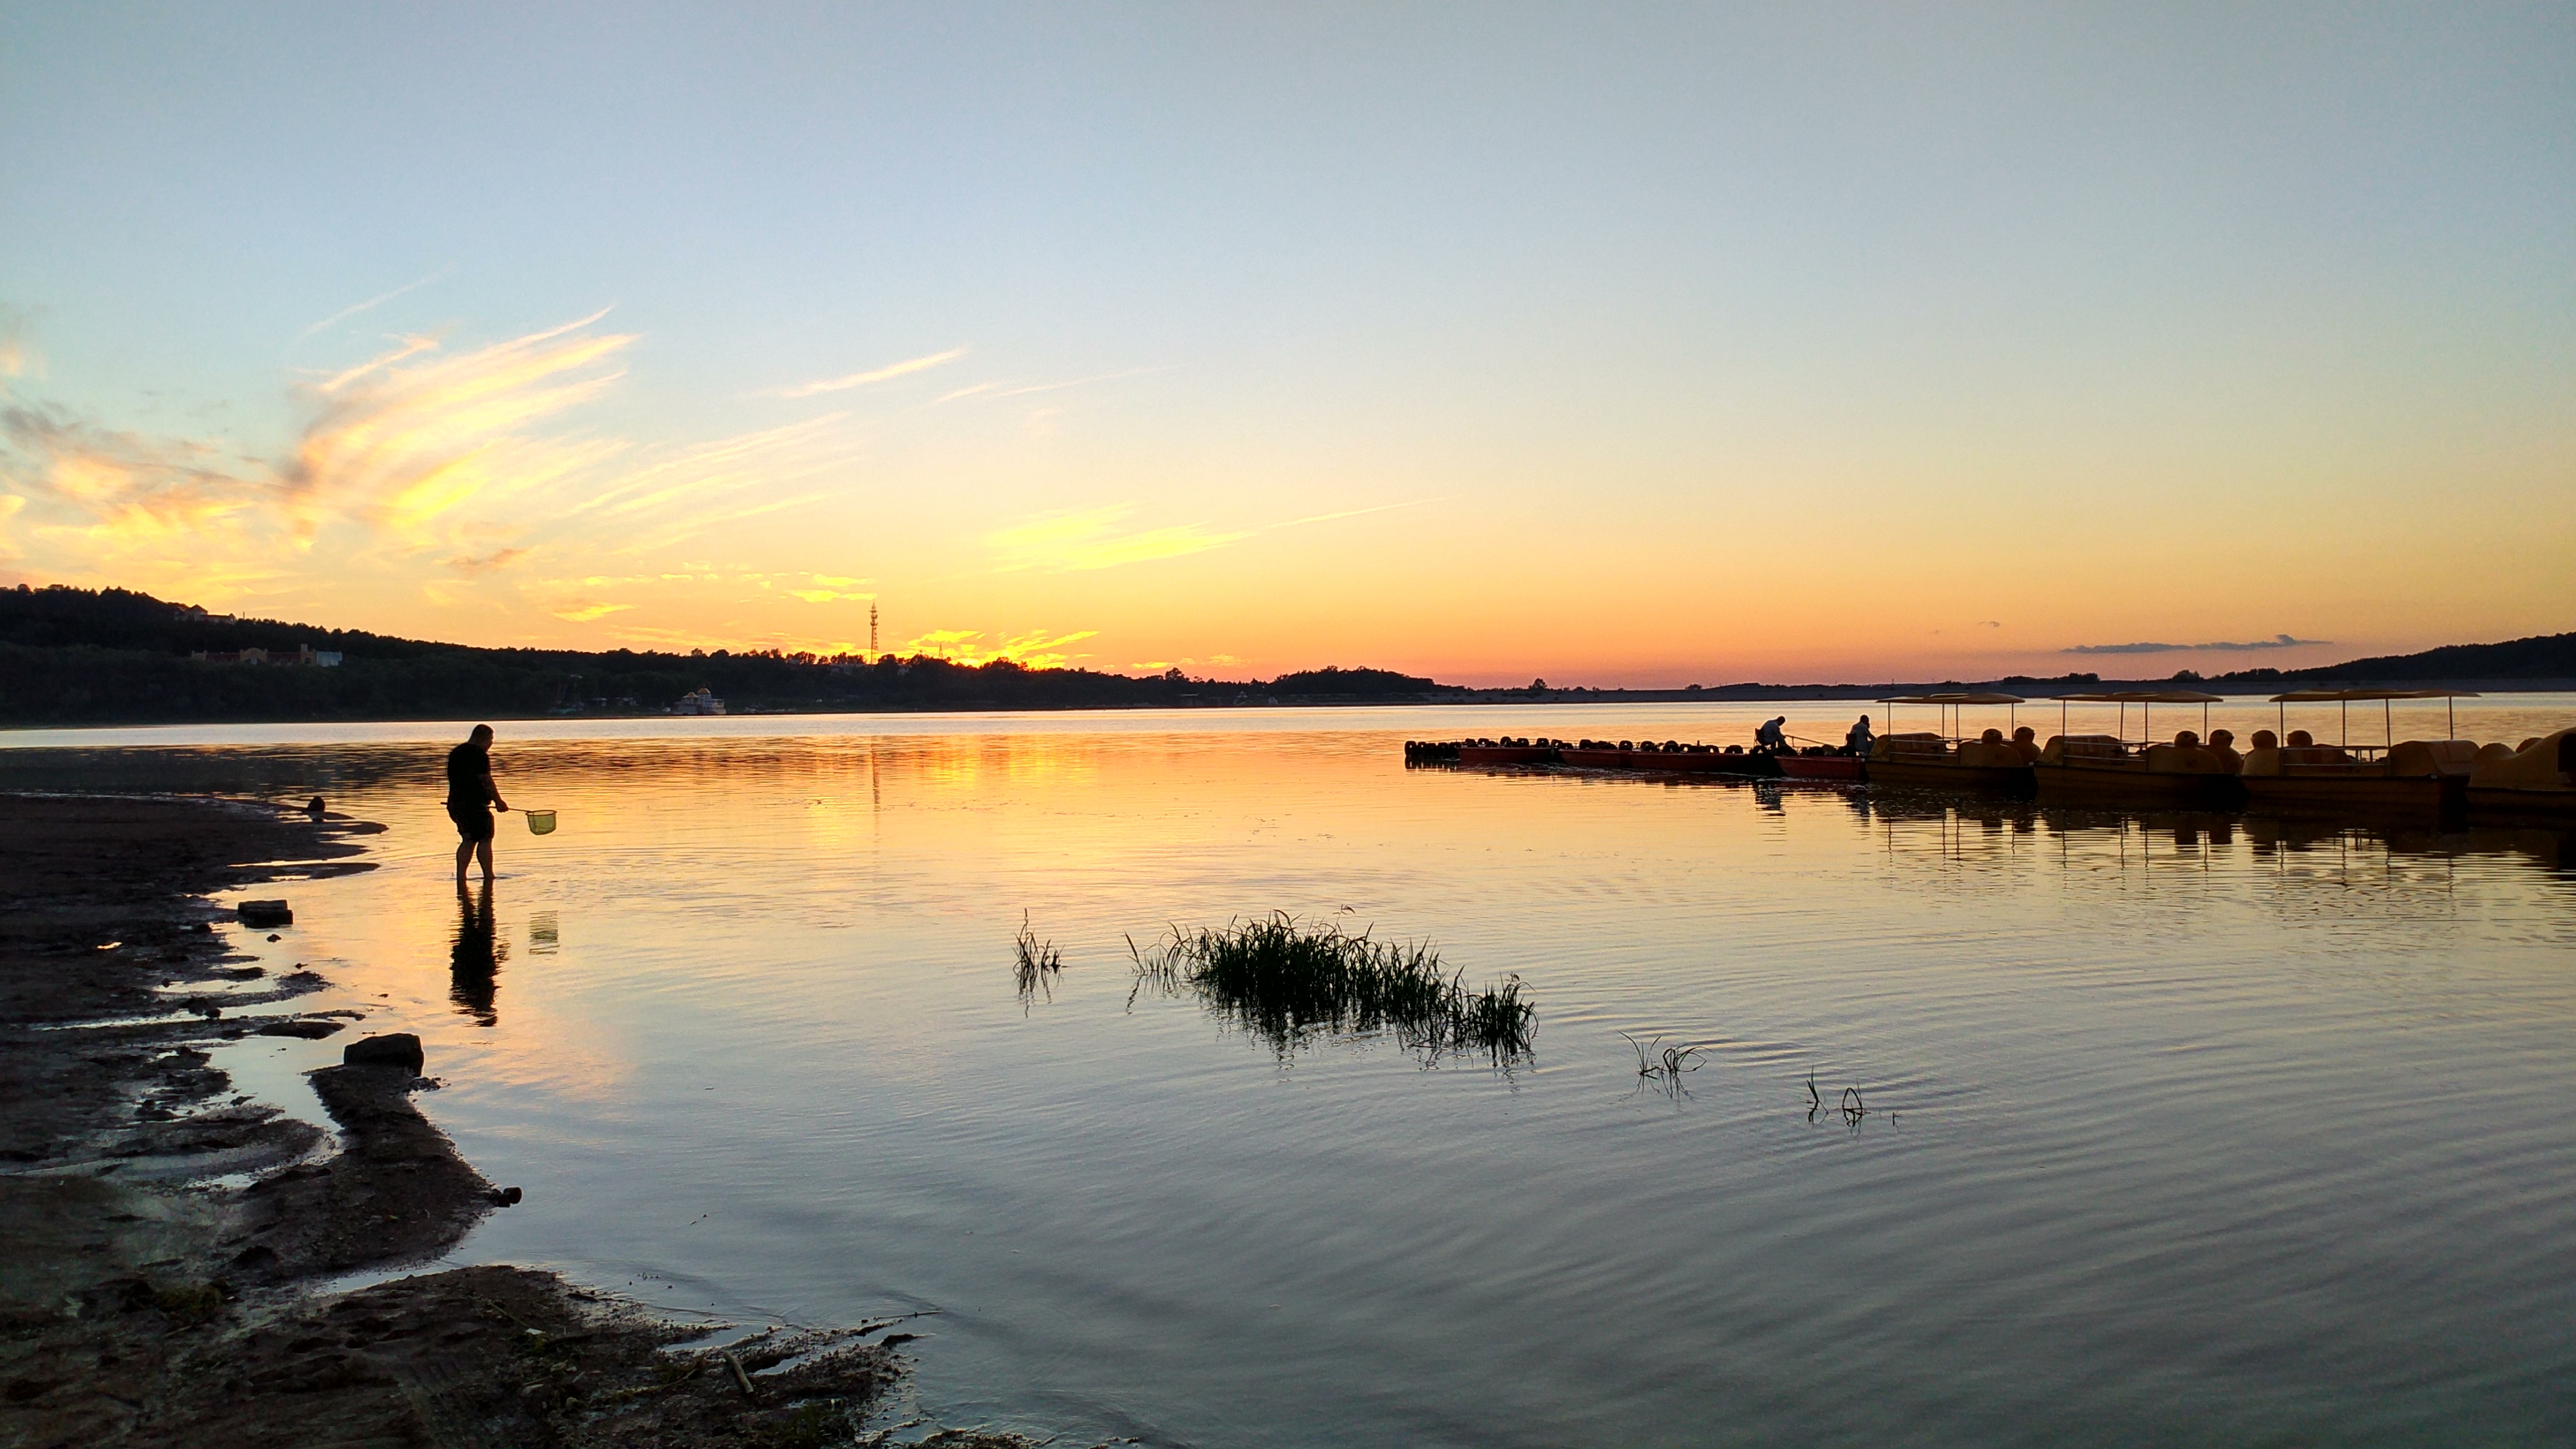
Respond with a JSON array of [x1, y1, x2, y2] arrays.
[[1128, 912, 1533, 1062], [1013, 912, 1063, 1006], [1619, 1032, 1704, 1081]]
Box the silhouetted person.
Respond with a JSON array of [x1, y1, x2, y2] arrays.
[[1756, 716, 1789, 751], [1845, 713, 1874, 757], [449, 880, 504, 1026], [447, 724, 511, 886]]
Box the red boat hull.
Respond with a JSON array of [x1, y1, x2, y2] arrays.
[[1456, 745, 1556, 766], [1777, 755, 1865, 782], [1630, 751, 1726, 772], [1556, 748, 1631, 769]]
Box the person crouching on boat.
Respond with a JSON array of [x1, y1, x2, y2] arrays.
[[1756, 716, 1789, 753], [1844, 714, 1874, 757], [447, 724, 512, 888]]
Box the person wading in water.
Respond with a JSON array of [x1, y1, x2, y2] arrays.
[[447, 724, 512, 887]]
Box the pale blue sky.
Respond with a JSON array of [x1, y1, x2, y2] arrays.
[[3, 3, 2568, 680]]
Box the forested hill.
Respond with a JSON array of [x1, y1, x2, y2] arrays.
[[4, 583, 2563, 726], [2220, 630, 2576, 684], [0, 584, 1448, 725]]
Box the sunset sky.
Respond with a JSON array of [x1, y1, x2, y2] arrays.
[[2, 4, 2569, 686]]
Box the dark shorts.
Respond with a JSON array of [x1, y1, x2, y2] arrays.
[[447, 801, 495, 843]]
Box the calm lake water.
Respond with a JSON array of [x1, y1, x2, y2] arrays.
[[9, 701, 2576, 1446]]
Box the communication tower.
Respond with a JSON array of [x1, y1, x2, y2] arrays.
[[869, 602, 879, 657]]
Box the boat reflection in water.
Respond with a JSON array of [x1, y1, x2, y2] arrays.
[[1866, 790, 2576, 887]]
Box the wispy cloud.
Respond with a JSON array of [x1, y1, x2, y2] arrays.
[[551, 600, 633, 623], [1272, 499, 1438, 530], [447, 546, 529, 576], [781, 347, 966, 399], [295, 266, 454, 341], [2064, 633, 2328, 655], [930, 366, 1161, 409], [986, 503, 1252, 572], [0, 307, 40, 382], [1, 309, 856, 612], [1, 402, 268, 590], [284, 308, 636, 543], [987, 366, 1162, 400], [896, 625, 1099, 669]]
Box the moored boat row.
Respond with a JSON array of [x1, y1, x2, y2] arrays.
[[1404, 736, 1794, 775], [1405, 689, 2576, 825]]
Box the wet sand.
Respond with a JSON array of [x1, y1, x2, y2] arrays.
[[0, 794, 1019, 1448]]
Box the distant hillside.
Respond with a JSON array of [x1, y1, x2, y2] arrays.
[[0, 584, 1454, 726], [3, 583, 2561, 726], [2220, 630, 2576, 684]]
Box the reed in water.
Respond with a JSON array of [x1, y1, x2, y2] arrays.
[[1014, 912, 1063, 1004], [1130, 912, 1533, 1061]]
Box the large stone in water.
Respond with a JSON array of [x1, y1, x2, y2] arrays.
[[342, 1032, 423, 1073], [237, 900, 294, 928]]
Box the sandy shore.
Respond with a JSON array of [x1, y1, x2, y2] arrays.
[[0, 793, 1032, 1448]]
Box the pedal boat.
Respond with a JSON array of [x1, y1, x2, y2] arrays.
[[2031, 691, 2243, 807], [2240, 689, 2479, 818], [2467, 727, 2576, 821], [1865, 694, 2037, 794]]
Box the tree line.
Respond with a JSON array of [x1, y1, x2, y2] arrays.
[[0, 585, 1448, 725]]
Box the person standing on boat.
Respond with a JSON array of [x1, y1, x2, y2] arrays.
[[1756, 716, 1789, 752], [1844, 713, 1874, 757], [447, 724, 511, 887]]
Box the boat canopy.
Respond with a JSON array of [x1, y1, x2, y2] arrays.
[[1878, 692, 2026, 705], [2052, 690, 2226, 704], [2267, 686, 2473, 749], [2267, 687, 2481, 703]]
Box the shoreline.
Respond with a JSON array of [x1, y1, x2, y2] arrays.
[[0, 792, 1031, 1448], [2, 679, 2573, 735]]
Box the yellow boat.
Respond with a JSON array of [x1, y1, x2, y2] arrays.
[[1866, 694, 2037, 794], [2240, 688, 2479, 818], [2031, 691, 2244, 807], [2468, 727, 2576, 821]]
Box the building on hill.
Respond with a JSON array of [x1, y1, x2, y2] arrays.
[[188, 644, 342, 667]]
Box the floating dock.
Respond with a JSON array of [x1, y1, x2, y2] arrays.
[[1403, 704, 2576, 828]]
